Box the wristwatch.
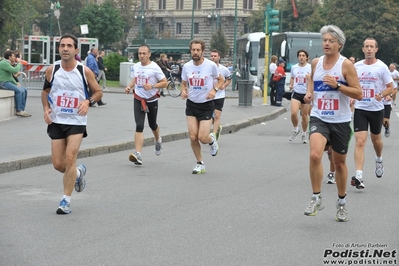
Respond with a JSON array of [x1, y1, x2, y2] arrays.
[[335, 83, 341, 90], [152, 84, 155, 89], [214, 87, 219, 92]]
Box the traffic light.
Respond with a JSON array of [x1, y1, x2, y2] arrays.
[[268, 8, 280, 33]]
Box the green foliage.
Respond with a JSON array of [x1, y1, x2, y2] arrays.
[[76, 1, 125, 47], [103, 52, 128, 81], [210, 28, 230, 58]]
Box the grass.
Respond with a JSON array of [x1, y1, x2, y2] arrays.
[[105, 80, 123, 88]]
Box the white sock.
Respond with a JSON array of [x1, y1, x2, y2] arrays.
[[313, 193, 321, 200], [76, 168, 81, 179], [355, 170, 363, 179], [293, 127, 298, 132], [63, 195, 71, 203], [338, 197, 346, 205], [375, 156, 382, 163]]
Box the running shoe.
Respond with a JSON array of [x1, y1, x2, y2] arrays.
[[336, 200, 348, 222], [301, 132, 308, 144], [304, 195, 324, 216], [326, 173, 336, 184], [192, 163, 205, 174], [75, 164, 86, 192], [56, 198, 71, 214], [384, 127, 390, 138], [129, 152, 143, 165], [375, 160, 384, 178], [289, 130, 300, 141], [155, 137, 162, 156], [351, 176, 365, 189], [216, 125, 222, 140], [209, 133, 219, 156]]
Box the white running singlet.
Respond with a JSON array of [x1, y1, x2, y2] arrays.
[[48, 61, 88, 125], [291, 63, 311, 94], [132, 61, 165, 101], [354, 59, 392, 111], [182, 58, 220, 103], [311, 55, 351, 123], [390, 69, 399, 89]]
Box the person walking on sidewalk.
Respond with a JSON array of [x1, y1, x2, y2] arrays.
[[157, 53, 171, 97], [272, 59, 286, 107], [97, 50, 108, 91], [181, 39, 224, 174], [0, 50, 31, 117], [210, 49, 231, 140], [351, 38, 393, 189], [288, 49, 311, 143], [86, 47, 106, 106], [125, 44, 167, 166], [303, 25, 362, 222], [41, 33, 103, 214]]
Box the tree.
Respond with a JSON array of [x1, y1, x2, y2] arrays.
[[76, 1, 125, 48], [210, 28, 230, 58]]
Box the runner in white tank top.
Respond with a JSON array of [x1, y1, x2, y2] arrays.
[[303, 25, 362, 222], [42, 34, 103, 215]]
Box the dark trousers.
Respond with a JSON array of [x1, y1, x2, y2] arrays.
[[269, 85, 276, 105], [276, 83, 285, 104]]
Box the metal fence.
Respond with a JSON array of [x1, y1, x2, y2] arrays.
[[21, 63, 51, 90]]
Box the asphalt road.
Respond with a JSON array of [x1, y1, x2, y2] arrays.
[[1, 104, 399, 266]]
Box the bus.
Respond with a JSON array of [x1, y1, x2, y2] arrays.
[[235, 32, 265, 89], [257, 32, 323, 92]]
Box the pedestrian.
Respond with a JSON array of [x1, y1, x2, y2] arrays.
[[210, 49, 232, 140], [272, 58, 286, 106], [86, 47, 106, 106], [303, 25, 362, 222], [269, 55, 278, 105], [157, 54, 171, 96], [97, 50, 108, 91], [288, 49, 311, 143], [351, 38, 393, 189], [382, 94, 393, 137], [181, 38, 224, 174], [0, 50, 31, 117], [41, 33, 103, 214], [125, 44, 167, 166]]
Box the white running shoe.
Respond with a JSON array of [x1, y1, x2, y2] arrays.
[[155, 137, 162, 156], [289, 130, 300, 141], [129, 152, 143, 165], [375, 160, 384, 178], [192, 163, 205, 174], [209, 133, 219, 156]]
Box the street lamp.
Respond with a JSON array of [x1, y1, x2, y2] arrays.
[[216, 8, 221, 29], [134, 0, 145, 39], [49, 1, 61, 36], [191, 0, 196, 39]]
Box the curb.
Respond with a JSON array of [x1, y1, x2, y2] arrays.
[[0, 108, 286, 174]]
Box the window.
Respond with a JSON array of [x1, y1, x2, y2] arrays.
[[243, 0, 253, 9], [158, 0, 166, 9], [195, 0, 201, 9], [176, 23, 182, 34], [176, 0, 184, 10], [159, 23, 164, 33], [216, 0, 223, 8], [194, 23, 199, 34], [243, 23, 249, 33]]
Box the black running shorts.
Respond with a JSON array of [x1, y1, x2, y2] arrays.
[[353, 108, 383, 135], [185, 99, 214, 121], [47, 123, 87, 140]]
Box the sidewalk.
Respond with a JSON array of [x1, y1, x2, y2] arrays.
[[0, 87, 286, 174]]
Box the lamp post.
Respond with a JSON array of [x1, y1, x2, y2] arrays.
[[134, 1, 145, 39], [216, 8, 221, 29], [49, 1, 54, 36], [211, 3, 215, 32], [232, 0, 238, 91], [191, 0, 196, 39]]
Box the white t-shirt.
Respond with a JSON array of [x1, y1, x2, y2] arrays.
[[354, 59, 393, 111], [389, 69, 399, 89], [214, 64, 231, 99], [182, 58, 219, 103], [291, 63, 311, 94], [132, 61, 165, 102], [269, 63, 277, 75]]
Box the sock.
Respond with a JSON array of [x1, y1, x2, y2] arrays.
[[209, 134, 215, 145], [329, 171, 335, 176], [197, 161, 204, 165], [355, 170, 363, 179], [375, 156, 382, 163], [338, 194, 346, 205], [76, 168, 81, 179], [63, 195, 71, 203], [293, 127, 298, 132], [302, 131, 307, 135], [313, 192, 321, 200]]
